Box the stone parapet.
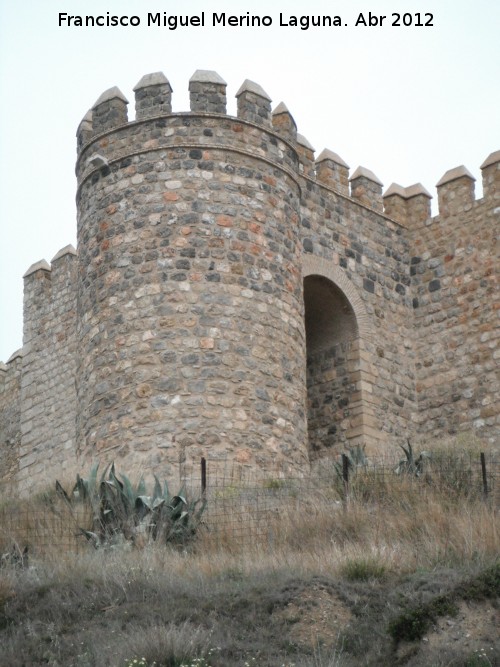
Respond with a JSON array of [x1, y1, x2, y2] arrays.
[[76, 111, 93, 153], [295, 133, 315, 177], [189, 69, 227, 114], [315, 148, 349, 195], [236, 79, 272, 127], [134, 72, 173, 119], [383, 183, 432, 226], [272, 102, 297, 142], [15, 243, 79, 496], [350, 166, 383, 212], [0, 350, 22, 491], [23, 259, 51, 279], [92, 86, 129, 134], [382, 183, 407, 223], [480, 149, 500, 202], [436, 165, 475, 217], [406, 184, 432, 225], [6, 349, 23, 364]]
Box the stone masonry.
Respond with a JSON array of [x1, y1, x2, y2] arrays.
[[0, 70, 498, 495]]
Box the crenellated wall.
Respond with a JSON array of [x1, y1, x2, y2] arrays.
[[0, 352, 22, 492], [14, 247, 79, 495], [0, 70, 498, 494], [407, 156, 499, 443]]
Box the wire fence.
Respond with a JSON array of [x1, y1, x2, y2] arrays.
[[1, 451, 498, 559], [195, 450, 499, 547]]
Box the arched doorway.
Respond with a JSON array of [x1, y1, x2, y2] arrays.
[[304, 274, 362, 459]]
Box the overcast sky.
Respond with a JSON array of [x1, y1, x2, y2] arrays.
[[0, 0, 499, 362]]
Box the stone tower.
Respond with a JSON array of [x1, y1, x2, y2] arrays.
[[75, 71, 309, 475]]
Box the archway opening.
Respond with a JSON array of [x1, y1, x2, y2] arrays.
[[304, 275, 361, 459]]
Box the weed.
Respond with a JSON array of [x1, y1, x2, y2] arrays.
[[263, 479, 287, 491], [457, 561, 500, 601], [340, 557, 387, 582], [464, 647, 495, 666], [388, 595, 458, 643]]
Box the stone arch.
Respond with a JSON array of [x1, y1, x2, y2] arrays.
[[302, 255, 376, 459], [302, 255, 373, 343]]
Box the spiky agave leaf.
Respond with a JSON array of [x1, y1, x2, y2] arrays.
[[55, 480, 71, 504], [152, 475, 162, 502], [136, 495, 154, 511], [78, 528, 100, 549], [152, 497, 165, 510], [73, 473, 87, 500], [109, 465, 124, 492], [400, 440, 414, 464], [170, 495, 187, 506], [87, 461, 101, 491], [135, 477, 146, 497], [119, 471, 137, 508]]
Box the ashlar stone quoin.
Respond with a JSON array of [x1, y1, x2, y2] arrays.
[[1, 70, 498, 494]]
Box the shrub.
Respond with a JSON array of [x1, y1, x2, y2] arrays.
[[56, 463, 206, 548], [394, 441, 431, 477], [388, 595, 458, 643], [340, 557, 387, 582]]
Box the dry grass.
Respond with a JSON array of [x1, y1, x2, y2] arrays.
[[196, 466, 499, 578], [0, 445, 499, 666], [4, 464, 494, 586], [1, 451, 499, 575], [1, 543, 498, 666]]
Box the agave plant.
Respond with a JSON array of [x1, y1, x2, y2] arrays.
[[344, 443, 368, 467], [330, 443, 368, 480], [394, 440, 431, 476], [56, 463, 206, 548]]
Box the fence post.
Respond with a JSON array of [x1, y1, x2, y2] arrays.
[[342, 454, 350, 503], [201, 457, 207, 499], [480, 452, 488, 499]]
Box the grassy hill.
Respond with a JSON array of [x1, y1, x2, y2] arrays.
[[1, 445, 499, 666]]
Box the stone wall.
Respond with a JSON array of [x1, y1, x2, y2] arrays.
[[408, 157, 500, 444], [0, 352, 22, 492], [307, 340, 358, 456], [300, 171, 417, 453], [16, 247, 79, 495], [0, 71, 498, 495]]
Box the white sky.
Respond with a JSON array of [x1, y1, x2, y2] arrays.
[[0, 0, 499, 362]]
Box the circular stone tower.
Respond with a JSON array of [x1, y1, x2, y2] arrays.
[[75, 70, 309, 478]]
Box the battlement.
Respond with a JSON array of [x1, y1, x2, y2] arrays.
[[76, 70, 500, 222], [316, 149, 349, 196], [21, 245, 77, 346], [383, 152, 500, 226], [76, 69, 392, 213], [236, 79, 272, 126], [0, 350, 23, 392], [134, 72, 173, 119], [22, 245, 77, 288], [383, 183, 432, 226], [272, 102, 297, 143]]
